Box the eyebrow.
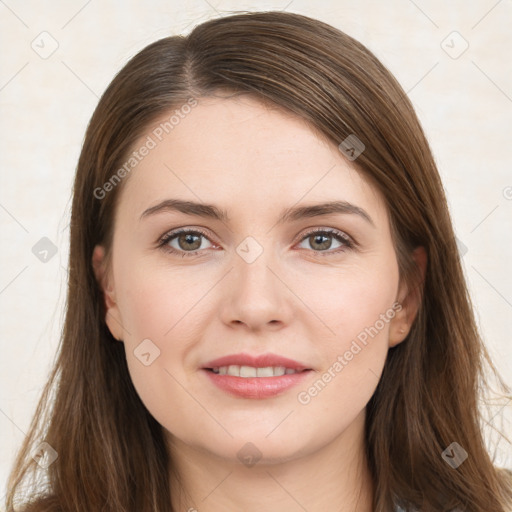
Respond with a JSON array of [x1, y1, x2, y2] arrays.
[[140, 199, 375, 227]]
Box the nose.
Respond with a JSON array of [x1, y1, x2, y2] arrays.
[[219, 243, 293, 332]]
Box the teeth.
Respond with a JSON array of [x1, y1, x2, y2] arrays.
[[212, 365, 298, 377], [257, 367, 274, 377], [240, 365, 257, 377], [272, 366, 286, 377]]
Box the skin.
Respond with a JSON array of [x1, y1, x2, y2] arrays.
[[93, 92, 425, 512]]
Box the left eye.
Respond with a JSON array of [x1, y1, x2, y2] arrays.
[[296, 229, 352, 253]]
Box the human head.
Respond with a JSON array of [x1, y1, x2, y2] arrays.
[[7, 10, 511, 512]]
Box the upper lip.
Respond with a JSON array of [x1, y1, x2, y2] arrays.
[[202, 352, 311, 371]]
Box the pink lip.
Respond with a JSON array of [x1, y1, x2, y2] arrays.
[[202, 352, 311, 371], [202, 369, 312, 399], [200, 352, 313, 399]]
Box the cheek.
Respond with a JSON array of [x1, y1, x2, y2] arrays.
[[301, 254, 399, 347], [116, 262, 213, 343], [296, 255, 399, 405], [332, 274, 398, 348], [114, 264, 216, 428]]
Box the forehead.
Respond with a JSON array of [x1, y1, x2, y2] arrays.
[[116, 94, 387, 225]]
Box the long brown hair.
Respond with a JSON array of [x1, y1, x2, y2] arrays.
[[6, 10, 512, 512]]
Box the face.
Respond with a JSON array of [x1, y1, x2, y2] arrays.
[[93, 93, 417, 466]]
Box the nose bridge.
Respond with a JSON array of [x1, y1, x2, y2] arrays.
[[234, 234, 279, 298], [223, 234, 289, 328]]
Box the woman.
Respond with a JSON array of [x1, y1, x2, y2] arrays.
[[6, 10, 512, 512]]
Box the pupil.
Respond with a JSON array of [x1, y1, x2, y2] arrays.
[[312, 234, 331, 250]]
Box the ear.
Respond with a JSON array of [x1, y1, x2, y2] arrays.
[[92, 245, 124, 342], [388, 246, 427, 347]]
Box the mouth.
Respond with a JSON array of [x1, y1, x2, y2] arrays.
[[201, 363, 312, 399], [200, 352, 313, 398]]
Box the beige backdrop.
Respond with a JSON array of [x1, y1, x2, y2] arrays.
[[1, 0, 511, 500]]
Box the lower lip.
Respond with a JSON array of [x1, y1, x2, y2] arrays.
[[202, 369, 312, 399]]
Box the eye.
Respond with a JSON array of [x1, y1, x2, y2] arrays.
[[296, 228, 354, 255], [158, 228, 215, 257]]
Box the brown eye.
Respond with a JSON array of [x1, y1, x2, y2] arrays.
[[175, 232, 202, 251], [158, 229, 213, 257], [307, 233, 334, 251], [297, 228, 353, 255]]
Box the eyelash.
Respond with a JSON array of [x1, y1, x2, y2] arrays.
[[157, 227, 355, 258]]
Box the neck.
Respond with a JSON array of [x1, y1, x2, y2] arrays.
[[167, 409, 374, 512]]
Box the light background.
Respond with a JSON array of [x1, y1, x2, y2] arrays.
[[1, 0, 511, 501]]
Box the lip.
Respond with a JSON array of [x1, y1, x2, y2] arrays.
[[202, 368, 312, 399], [202, 352, 311, 372], [200, 352, 313, 399]]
